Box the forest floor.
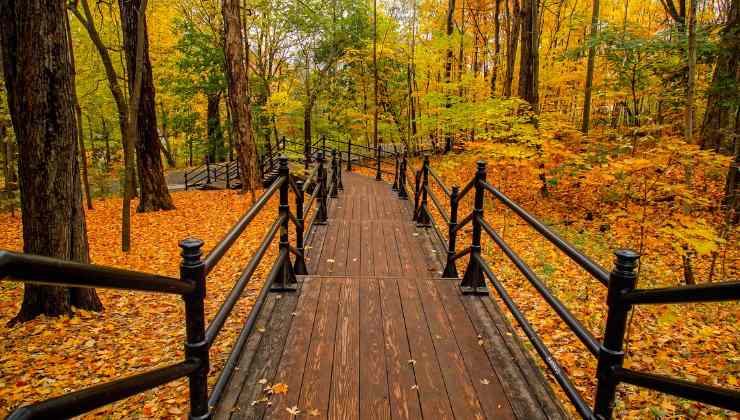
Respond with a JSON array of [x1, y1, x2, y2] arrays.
[[0, 122, 738, 419], [0, 189, 280, 418]]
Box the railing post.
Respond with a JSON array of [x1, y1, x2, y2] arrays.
[[346, 136, 352, 171], [398, 152, 408, 200], [316, 153, 328, 225], [460, 161, 488, 295], [416, 155, 432, 227], [392, 153, 399, 191], [337, 152, 344, 191], [375, 143, 382, 181], [272, 156, 297, 292], [206, 159, 211, 184], [294, 180, 308, 275], [179, 238, 210, 420], [442, 185, 460, 278], [594, 250, 640, 419], [412, 169, 421, 221], [330, 149, 339, 198], [185, 171, 189, 191]]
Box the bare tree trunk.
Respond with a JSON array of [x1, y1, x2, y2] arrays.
[[121, 0, 150, 251], [444, 0, 456, 152], [119, 0, 175, 213], [207, 92, 224, 162], [69, 0, 137, 197], [685, 0, 697, 143], [581, 0, 600, 133], [504, 0, 520, 97], [518, 0, 539, 111], [492, 0, 501, 96], [223, 0, 257, 201], [373, 0, 379, 149], [0, 0, 102, 324], [701, 0, 739, 152]]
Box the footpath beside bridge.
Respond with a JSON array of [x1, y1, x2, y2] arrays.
[[213, 172, 565, 419], [1, 142, 738, 420]]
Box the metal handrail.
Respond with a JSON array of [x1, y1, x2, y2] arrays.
[[480, 180, 610, 286], [0, 251, 189, 295], [476, 254, 595, 419], [427, 166, 451, 197], [204, 214, 284, 345], [478, 216, 601, 356], [204, 177, 284, 272]]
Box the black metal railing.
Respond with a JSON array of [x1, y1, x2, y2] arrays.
[[2, 155, 343, 419], [407, 155, 740, 419], [185, 160, 240, 191]]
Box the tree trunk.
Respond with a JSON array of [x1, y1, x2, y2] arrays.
[[723, 110, 739, 224], [685, 0, 697, 143], [373, 0, 380, 149], [223, 0, 257, 201], [700, 0, 739, 152], [518, 0, 539, 111], [504, 0, 520, 97], [444, 0, 456, 152], [207, 92, 224, 162], [119, 0, 174, 213], [581, 0, 600, 133], [63, 14, 94, 210], [0, 0, 103, 324], [492, 0, 501, 96], [158, 102, 176, 167]]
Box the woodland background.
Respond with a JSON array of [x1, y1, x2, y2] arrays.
[[0, 0, 738, 418]]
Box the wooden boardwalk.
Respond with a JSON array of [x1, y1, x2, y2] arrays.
[[214, 172, 566, 420]]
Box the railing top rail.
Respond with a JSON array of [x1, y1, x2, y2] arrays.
[[0, 251, 190, 295], [479, 180, 610, 286], [427, 166, 451, 198], [203, 175, 285, 273], [623, 280, 740, 305]]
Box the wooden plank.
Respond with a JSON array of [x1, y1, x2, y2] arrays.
[[382, 222, 402, 277], [317, 215, 340, 276], [347, 218, 363, 276], [359, 278, 391, 420], [360, 220, 374, 276], [479, 296, 567, 419], [298, 279, 341, 417], [331, 220, 349, 276], [393, 223, 416, 276], [396, 277, 455, 418], [261, 278, 322, 419], [414, 278, 485, 420], [378, 277, 423, 420], [435, 281, 516, 419], [371, 221, 389, 276], [213, 290, 282, 419], [305, 224, 327, 274], [329, 278, 361, 419]]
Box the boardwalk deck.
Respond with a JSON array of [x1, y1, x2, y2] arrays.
[[213, 172, 566, 420]]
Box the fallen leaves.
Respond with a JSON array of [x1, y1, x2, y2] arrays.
[[0, 189, 281, 418]]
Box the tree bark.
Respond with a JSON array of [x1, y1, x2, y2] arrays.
[[374, 0, 380, 149], [518, 0, 539, 111], [504, 0, 520, 97], [119, 0, 174, 213], [581, 0, 599, 133], [223, 0, 257, 201], [685, 0, 697, 143], [492, 0, 501, 96], [207, 92, 224, 162], [0, 0, 103, 324], [444, 0, 456, 152], [66, 17, 94, 210], [700, 0, 739, 152]]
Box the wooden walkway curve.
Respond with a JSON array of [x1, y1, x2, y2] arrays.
[[214, 172, 566, 420]]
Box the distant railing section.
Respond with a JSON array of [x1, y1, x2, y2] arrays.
[[404, 155, 740, 419], [1, 154, 344, 419], [184, 160, 240, 191]]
